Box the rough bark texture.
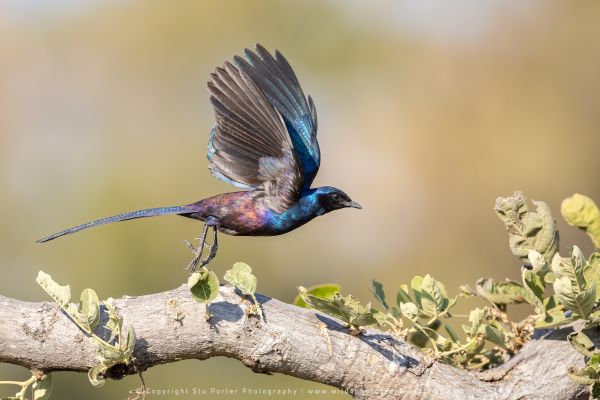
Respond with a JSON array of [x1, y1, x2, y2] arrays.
[[0, 285, 590, 399]]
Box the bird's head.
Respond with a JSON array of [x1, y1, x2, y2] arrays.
[[308, 186, 362, 214]]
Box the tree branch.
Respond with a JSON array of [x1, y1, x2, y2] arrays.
[[0, 285, 589, 399]]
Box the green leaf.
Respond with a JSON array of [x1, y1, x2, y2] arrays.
[[475, 278, 527, 307], [483, 324, 506, 347], [568, 330, 596, 357], [568, 368, 597, 385], [350, 310, 377, 327], [223, 262, 257, 295], [103, 298, 121, 339], [495, 192, 559, 264], [122, 326, 137, 360], [587, 352, 600, 369], [552, 248, 595, 319], [433, 331, 453, 352], [562, 193, 600, 248], [334, 295, 373, 327], [585, 253, 600, 301], [396, 284, 412, 305], [410, 276, 423, 309], [299, 288, 377, 329], [535, 296, 575, 328], [522, 269, 545, 317], [32, 373, 53, 400], [97, 342, 126, 365], [347, 296, 376, 328], [592, 381, 600, 399], [528, 249, 549, 275], [298, 287, 346, 321], [223, 263, 262, 318], [188, 270, 220, 304], [36, 271, 71, 307], [79, 288, 100, 331], [370, 308, 388, 326], [553, 247, 587, 289], [88, 364, 107, 387], [371, 280, 388, 310], [568, 354, 600, 390], [420, 274, 445, 318], [569, 371, 597, 385], [464, 308, 487, 337], [400, 302, 419, 320], [293, 283, 340, 308], [554, 277, 595, 319]]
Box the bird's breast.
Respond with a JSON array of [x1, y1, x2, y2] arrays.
[[190, 191, 275, 236], [189, 191, 315, 236]]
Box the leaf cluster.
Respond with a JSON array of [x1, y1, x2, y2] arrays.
[[297, 274, 515, 369], [35, 272, 136, 388], [188, 262, 262, 318], [0, 373, 52, 400], [296, 192, 600, 395], [493, 193, 600, 397]]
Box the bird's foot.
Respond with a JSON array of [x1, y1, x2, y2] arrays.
[[185, 219, 219, 274], [188, 237, 218, 273], [186, 246, 204, 273], [183, 239, 196, 253], [182, 238, 212, 255], [186, 245, 217, 273]]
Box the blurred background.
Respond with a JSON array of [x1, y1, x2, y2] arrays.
[[1, 0, 600, 398]]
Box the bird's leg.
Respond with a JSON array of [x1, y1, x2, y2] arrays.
[[197, 225, 219, 268], [186, 221, 210, 272], [182, 236, 212, 255], [186, 217, 220, 273], [182, 239, 197, 254]]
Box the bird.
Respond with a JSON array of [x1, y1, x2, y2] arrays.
[[37, 44, 362, 271]]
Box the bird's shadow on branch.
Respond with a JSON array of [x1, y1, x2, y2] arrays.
[[205, 289, 265, 330], [207, 300, 245, 324], [314, 314, 421, 370]]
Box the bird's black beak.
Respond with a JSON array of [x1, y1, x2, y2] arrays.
[[348, 200, 362, 209]]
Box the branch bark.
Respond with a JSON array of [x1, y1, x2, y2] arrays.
[[0, 285, 590, 399]]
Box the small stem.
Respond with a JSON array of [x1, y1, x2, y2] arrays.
[[386, 314, 402, 327], [413, 322, 439, 356], [53, 301, 122, 352], [382, 320, 398, 330], [204, 303, 211, 320], [249, 293, 263, 319], [439, 336, 480, 358], [0, 375, 36, 400], [0, 380, 29, 386]]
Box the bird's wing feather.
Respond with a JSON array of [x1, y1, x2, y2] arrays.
[[234, 44, 320, 189], [207, 61, 303, 212]]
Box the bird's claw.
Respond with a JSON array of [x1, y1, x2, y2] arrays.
[[182, 239, 196, 253], [186, 245, 217, 273], [185, 221, 219, 274], [182, 238, 213, 255]]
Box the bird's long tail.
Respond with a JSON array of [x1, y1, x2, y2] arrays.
[[37, 205, 196, 243]]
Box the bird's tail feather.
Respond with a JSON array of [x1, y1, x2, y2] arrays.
[[37, 205, 195, 243]]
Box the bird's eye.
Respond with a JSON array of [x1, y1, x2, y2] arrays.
[[331, 193, 340, 201]]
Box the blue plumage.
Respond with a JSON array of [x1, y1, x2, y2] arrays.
[[38, 45, 360, 271]]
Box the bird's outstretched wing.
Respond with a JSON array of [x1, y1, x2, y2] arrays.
[[234, 44, 320, 190], [207, 61, 303, 213]]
